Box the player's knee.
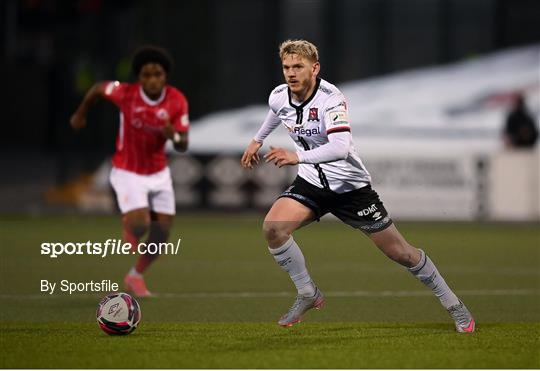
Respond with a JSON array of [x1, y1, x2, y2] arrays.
[[262, 222, 290, 246], [127, 219, 150, 239], [150, 222, 170, 243]]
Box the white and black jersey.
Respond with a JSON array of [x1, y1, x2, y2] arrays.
[[256, 78, 371, 193], [254, 78, 392, 233]]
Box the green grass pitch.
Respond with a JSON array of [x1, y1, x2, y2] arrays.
[[1, 215, 539, 368]]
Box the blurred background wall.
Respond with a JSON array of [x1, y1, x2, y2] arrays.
[[1, 0, 539, 216]]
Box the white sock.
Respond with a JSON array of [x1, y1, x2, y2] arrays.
[[408, 249, 460, 309], [129, 267, 143, 278], [269, 236, 316, 297]]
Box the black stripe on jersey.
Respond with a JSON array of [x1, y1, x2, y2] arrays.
[[289, 80, 330, 191], [298, 136, 330, 190], [327, 127, 351, 134], [288, 78, 321, 109]]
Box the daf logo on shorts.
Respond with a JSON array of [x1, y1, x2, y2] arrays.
[[357, 204, 378, 217]]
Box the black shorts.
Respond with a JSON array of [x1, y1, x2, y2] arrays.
[[279, 176, 393, 234]]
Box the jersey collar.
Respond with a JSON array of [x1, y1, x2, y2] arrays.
[[288, 77, 321, 109], [139, 86, 166, 106]]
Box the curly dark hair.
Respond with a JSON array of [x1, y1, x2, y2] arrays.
[[131, 45, 174, 76]]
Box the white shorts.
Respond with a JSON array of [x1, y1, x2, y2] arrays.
[[109, 166, 175, 215]]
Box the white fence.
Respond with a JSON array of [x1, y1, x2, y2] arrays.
[[166, 149, 540, 221]]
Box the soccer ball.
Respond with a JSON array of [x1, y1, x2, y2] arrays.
[[96, 292, 141, 335]]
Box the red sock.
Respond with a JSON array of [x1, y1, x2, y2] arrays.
[[122, 216, 139, 252], [135, 253, 159, 274]]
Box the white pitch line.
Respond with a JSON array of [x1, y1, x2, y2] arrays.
[[155, 288, 539, 299], [0, 288, 538, 300]]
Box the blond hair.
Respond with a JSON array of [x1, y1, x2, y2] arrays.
[[279, 39, 319, 62]]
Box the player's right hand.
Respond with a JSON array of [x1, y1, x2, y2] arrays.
[[70, 113, 87, 130], [241, 139, 262, 169]]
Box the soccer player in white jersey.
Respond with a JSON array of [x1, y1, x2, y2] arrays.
[[241, 39, 475, 332]]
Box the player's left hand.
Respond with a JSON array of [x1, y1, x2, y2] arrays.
[[162, 122, 175, 140], [70, 112, 87, 130], [264, 146, 299, 167]]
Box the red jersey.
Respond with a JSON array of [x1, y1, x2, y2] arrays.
[[103, 81, 189, 174]]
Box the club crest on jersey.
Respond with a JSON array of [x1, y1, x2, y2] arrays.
[[308, 107, 319, 121], [294, 126, 320, 136], [156, 108, 170, 121]]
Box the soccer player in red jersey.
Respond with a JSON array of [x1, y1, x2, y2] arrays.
[[70, 46, 189, 297]]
